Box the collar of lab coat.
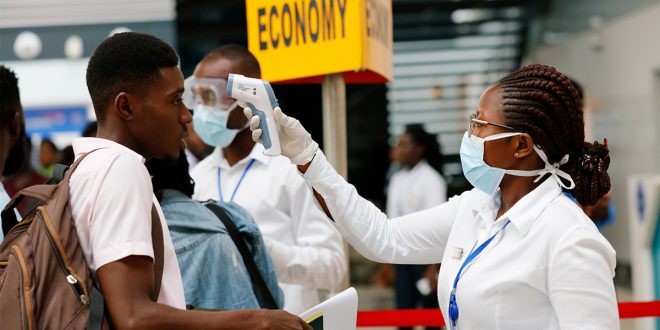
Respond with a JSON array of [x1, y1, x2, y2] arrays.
[[471, 177, 564, 237]]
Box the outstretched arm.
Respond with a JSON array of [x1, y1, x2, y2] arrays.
[[246, 108, 456, 265]]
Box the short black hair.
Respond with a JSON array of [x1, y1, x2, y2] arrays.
[[82, 121, 97, 137], [145, 149, 194, 198], [0, 65, 21, 127], [86, 32, 179, 121], [201, 44, 261, 78]]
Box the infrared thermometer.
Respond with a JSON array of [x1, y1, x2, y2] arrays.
[[227, 73, 281, 156]]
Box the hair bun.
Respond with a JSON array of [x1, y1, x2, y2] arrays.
[[578, 139, 610, 173], [572, 139, 611, 206]]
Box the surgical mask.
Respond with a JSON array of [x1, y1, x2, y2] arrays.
[[459, 131, 575, 195], [192, 102, 240, 148]]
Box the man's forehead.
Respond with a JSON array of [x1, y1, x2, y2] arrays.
[[194, 58, 236, 79]]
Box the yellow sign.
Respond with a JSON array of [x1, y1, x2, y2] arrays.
[[246, 0, 392, 83]]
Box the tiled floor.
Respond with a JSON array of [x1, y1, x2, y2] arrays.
[[355, 285, 643, 330]]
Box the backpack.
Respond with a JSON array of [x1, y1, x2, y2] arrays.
[[0, 151, 163, 330]]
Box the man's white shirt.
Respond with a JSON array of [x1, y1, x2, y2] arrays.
[[69, 138, 186, 308], [191, 144, 346, 314]]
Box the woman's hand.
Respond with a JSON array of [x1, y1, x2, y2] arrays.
[[244, 107, 318, 166]]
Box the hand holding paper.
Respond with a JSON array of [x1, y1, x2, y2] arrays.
[[298, 287, 358, 330]]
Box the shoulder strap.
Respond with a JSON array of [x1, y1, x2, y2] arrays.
[[204, 203, 278, 309]]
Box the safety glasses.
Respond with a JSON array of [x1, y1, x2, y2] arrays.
[[468, 113, 519, 138], [182, 76, 235, 110]]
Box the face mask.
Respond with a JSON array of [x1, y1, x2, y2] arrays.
[[459, 131, 575, 195], [192, 102, 240, 148], [3, 130, 27, 177]]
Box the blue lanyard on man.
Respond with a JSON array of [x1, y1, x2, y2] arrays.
[[217, 159, 256, 202], [448, 219, 511, 328]]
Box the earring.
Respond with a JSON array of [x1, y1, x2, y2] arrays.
[[514, 152, 519, 157]]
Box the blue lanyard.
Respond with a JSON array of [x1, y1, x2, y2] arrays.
[[217, 159, 256, 202], [448, 220, 511, 328]]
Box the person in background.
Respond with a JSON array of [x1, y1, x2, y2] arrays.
[[386, 124, 445, 330], [37, 138, 58, 177], [0, 65, 28, 242], [188, 44, 346, 314], [145, 150, 284, 310], [2, 136, 47, 214]]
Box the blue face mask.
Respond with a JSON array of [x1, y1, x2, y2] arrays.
[[459, 131, 575, 195], [192, 102, 240, 148]]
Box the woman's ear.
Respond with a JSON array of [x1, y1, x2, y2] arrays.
[[513, 133, 535, 159]]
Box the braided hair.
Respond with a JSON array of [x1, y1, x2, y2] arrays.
[[496, 64, 610, 206]]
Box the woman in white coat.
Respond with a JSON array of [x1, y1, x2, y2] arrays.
[[245, 64, 617, 329]]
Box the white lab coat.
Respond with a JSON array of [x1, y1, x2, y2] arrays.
[[303, 150, 619, 329]]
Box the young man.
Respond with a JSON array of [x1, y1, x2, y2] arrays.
[[0, 65, 28, 242], [70, 32, 310, 329], [188, 45, 346, 314]]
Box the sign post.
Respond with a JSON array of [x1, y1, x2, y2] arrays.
[[246, 0, 393, 288], [322, 73, 347, 176]]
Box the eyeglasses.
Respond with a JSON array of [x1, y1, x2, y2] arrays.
[[468, 113, 519, 137], [183, 76, 234, 110]]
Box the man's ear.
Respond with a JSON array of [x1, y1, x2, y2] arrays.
[[113, 92, 135, 121], [513, 133, 535, 159]]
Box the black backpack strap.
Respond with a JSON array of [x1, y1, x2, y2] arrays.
[[48, 164, 69, 184], [204, 203, 278, 309], [87, 285, 105, 330], [150, 204, 164, 301]]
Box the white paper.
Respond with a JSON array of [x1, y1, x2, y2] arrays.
[[298, 287, 358, 330]]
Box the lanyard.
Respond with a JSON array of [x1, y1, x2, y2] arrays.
[[217, 159, 256, 202], [448, 219, 511, 328]]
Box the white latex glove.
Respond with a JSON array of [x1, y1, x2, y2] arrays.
[[244, 107, 319, 165]]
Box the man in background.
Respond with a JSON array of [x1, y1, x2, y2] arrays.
[[0, 65, 28, 241], [188, 44, 346, 314]]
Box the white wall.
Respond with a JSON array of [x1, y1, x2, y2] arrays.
[[4, 58, 92, 109], [526, 3, 660, 263]]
